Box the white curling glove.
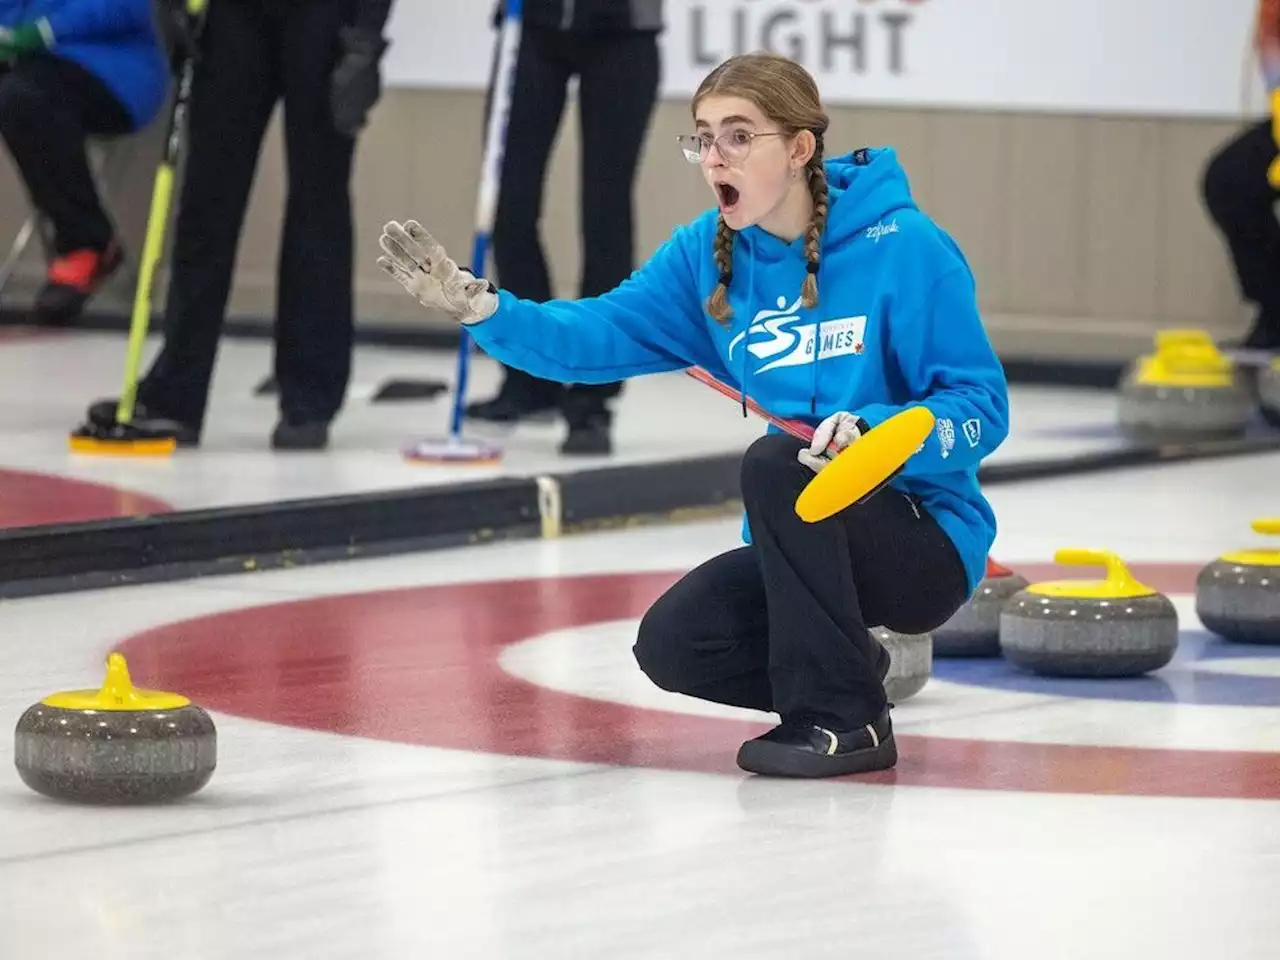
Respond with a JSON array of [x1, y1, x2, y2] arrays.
[[377, 220, 499, 325], [797, 411, 867, 474]]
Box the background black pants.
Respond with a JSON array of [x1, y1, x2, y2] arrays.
[[140, 0, 356, 430], [1202, 119, 1280, 347], [633, 434, 970, 731], [490, 26, 660, 422], [0, 56, 133, 255]]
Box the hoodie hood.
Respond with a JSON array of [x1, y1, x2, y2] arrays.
[[823, 147, 919, 242], [737, 146, 919, 262]]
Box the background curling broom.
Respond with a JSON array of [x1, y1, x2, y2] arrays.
[[402, 0, 523, 464], [69, 0, 207, 456]]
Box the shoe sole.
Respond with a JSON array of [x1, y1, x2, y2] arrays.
[[736, 735, 898, 778], [465, 408, 560, 424], [271, 433, 329, 451]]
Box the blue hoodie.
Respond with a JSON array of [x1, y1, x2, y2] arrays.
[[468, 147, 1010, 595], [0, 0, 169, 128]]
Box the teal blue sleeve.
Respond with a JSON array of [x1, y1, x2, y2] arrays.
[[466, 227, 713, 384], [854, 266, 1009, 474]]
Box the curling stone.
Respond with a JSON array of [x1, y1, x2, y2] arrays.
[[1117, 329, 1254, 443], [999, 549, 1178, 677], [1260, 359, 1280, 429], [872, 627, 932, 701], [933, 557, 1030, 658], [1196, 518, 1280, 644], [14, 652, 216, 804]]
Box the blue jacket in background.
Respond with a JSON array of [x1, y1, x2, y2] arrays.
[[0, 0, 169, 128], [467, 147, 1011, 595]]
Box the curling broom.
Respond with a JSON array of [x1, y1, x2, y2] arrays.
[[68, 0, 208, 456], [402, 0, 523, 465]]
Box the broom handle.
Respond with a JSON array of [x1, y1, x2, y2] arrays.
[[685, 366, 840, 455], [448, 0, 523, 441], [116, 0, 208, 425]]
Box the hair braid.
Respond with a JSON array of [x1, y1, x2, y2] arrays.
[[801, 140, 829, 310], [707, 214, 736, 326]]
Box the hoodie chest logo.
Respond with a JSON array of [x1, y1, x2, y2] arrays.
[[866, 219, 900, 243], [727, 295, 867, 374]]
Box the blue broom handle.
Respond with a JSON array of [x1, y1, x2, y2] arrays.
[[450, 0, 523, 440]]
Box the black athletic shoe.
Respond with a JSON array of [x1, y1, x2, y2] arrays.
[[86, 398, 201, 447], [465, 392, 559, 423], [271, 419, 329, 450], [560, 417, 613, 455], [736, 710, 897, 778]]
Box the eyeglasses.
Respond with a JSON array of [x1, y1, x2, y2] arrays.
[[677, 130, 787, 164]]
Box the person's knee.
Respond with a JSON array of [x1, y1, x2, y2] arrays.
[[633, 595, 692, 693], [1202, 136, 1264, 219], [740, 432, 806, 504], [1202, 147, 1236, 218]]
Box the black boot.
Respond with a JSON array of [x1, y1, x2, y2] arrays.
[[560, 388, 614, 456], [271, 419, 329, 451], [736, 709, 897, 778], [466, 368, 561, 423], [86, 397, 201, 446], [560, 412, 613, 455]]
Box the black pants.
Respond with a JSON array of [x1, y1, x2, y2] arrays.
[[1202, 119, 1280, 346], [633, 434, 970, 730], [490, 26, 660, 422], [0, 55, 133, 255], [140, 0, 356, 430]]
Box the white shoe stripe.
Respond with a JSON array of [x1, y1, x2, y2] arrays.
[[818, 727, 838, 756]]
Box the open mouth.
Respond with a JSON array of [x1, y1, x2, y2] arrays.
[[716, 182, 741, 210]]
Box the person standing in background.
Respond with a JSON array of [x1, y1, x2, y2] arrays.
[[0, 0, 168, 324], [1202, 0, 1280, 354], [82, 0, 395, 450], [466, 0, 663, 455]]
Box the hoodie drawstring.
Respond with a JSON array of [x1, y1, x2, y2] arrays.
[[808, 258, 821, 416], [740, 238, 756, 418]]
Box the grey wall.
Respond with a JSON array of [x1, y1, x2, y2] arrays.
[[0, 88, 1254, 362]]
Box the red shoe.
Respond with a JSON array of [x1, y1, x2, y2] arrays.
[[34, 240, 124, 324]]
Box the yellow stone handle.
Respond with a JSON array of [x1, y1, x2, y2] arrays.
[[1150, 330, 1229, 373], [99, 652, 136, 707], [41, 651, 191, 711], [1252, 519, 1280, 537], [1154, 329, 1214, 351], [1054, 548, 1144, 593]]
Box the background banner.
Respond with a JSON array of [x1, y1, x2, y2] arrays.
[[383, 0, 1267, 119]]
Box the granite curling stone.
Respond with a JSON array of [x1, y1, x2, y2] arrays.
[[872, 627, 932, 701], [1196, 518, 1280, 644], [1116, 330, 1254, 443], [1259, 359, 1280, 429], [999, 549, 1178, 678], [14, 652, 216, 804], [933, 557, 1030, 658]]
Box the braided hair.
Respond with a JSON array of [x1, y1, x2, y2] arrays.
[[800, 137, 830, 311], [707, 216, 736, 325]]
